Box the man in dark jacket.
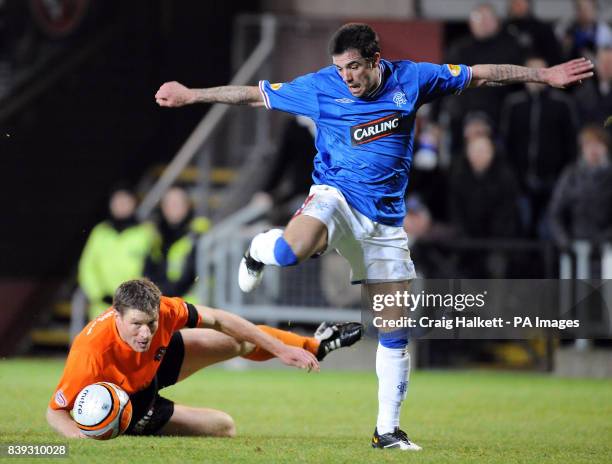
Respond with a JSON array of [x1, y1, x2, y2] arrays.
[[449, 135, 521, 239], [504, 0, 563, 66], [549, 125, 612, 249], [449, 135, 522, 277], [574, 46, 612, 137], [500, 56, 578, 237], [444, 3, 525, 153]]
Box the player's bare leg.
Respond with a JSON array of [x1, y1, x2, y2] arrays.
[[178, 329, 254, 381], [283, 214, 328, 260], [171, 322, 362, 437], [238, 213, 328, 292], [160, 404, 236, 437], [362, 280, 421, 451]]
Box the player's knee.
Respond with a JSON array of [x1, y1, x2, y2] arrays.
[[215, 412, 236, 438], [198, 410, 235, 437], [378, 328, 409, 348], [283, 235, 325, 262]]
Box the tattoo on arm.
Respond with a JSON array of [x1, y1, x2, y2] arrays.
[[473, 64, 544, 87], [193, 86, 261, 105]]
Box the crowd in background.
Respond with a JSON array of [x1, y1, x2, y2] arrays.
[[406, 0, 612, 277], [416, 0, 612, 239], [78, 184, 209, 320]]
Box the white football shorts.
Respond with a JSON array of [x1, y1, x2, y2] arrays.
[[294, 184, 416, 284]]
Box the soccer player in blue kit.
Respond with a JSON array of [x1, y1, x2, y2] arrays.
[[155, 23, 594, 450]]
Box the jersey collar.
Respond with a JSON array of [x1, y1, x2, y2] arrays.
[[364, 61, 388, 100]]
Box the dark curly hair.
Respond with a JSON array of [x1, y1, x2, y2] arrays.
[[328, 23, 380, 60]]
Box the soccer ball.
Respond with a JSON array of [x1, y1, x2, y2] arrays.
[[72, 382, 132, 440]]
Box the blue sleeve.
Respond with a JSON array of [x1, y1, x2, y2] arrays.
[[415, 63, 472, 105], [259, 73, 319, 119]]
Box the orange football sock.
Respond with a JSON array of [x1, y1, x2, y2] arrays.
[[242, 325, 320, 361]]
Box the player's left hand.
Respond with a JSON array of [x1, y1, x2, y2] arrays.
[[277, 346, 320, 372], [544, 58, 594, 88]]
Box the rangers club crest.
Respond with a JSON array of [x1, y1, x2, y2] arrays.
[[393, 91, 407, 108]]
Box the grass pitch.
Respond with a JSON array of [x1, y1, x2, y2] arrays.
[[1, 358, 611, 463]]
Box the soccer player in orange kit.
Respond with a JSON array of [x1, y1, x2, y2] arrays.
[[47, 278, 363, 437]]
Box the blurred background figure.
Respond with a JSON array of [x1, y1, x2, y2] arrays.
[[409, 116, 448, 221], [462, 110, 494, 142], [574, 46, 612, 137], [78, 185, 155, 320], [460, 110, 503, 158], [549, 125, 612, 253], [261, 115, 316, 225], [449, 136, 521, 240], [557, 0, 612, 60], [402, 195, 437, 278], [500, 56, 578, 238], [455, 110, 504, 174], [444, 2, 524, 154], [402, 195, 456, 279], [144, 185, 210, 302], [504, 0, 563, 66], [403, 195, 434, 247], [449, 135, 521, 277]]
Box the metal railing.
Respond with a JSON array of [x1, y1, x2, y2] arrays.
[[559, 241, 612, 350]]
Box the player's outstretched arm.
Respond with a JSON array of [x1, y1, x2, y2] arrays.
[[46, 407, 86, 438], [155, 81, 263, 108], [470, 58, 594, 89], [194, 304, 320, 371]]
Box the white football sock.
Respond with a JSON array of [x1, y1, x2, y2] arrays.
[[376, 343, 410, 435], [249, 229, 283, 265]]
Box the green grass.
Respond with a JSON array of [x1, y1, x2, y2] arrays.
[[1, 359, 611, 463]]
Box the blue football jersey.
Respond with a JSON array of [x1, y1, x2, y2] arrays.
[[259, 59, 472, 226]]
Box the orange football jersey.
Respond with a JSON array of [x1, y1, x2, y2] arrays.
[[49, 296, 200, 411]]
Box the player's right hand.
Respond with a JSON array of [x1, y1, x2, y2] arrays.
[[278, 346, 320, 372], [155, 81, 193, 107]]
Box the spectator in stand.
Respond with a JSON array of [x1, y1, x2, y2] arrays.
[[462, 110, 505, 154], [504, 0, 563, 66], [78, 185, 156, 320], [401, 195, 456, 278], [449, 135, 521, 240], [409, 118, 448, 221], [443, 2, 524, 154], [451, 111, 504, 174], [500, 56, 579, 237], [144, 185, 210, 302], [549, 125, 612, 250], [463, 111, 494, 142], [574, 46, 612, 136], [403, 195, 434, 247], [262, 115, 316, 224], [449, 136, 522, 277], [557, 0, 612, 61]]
